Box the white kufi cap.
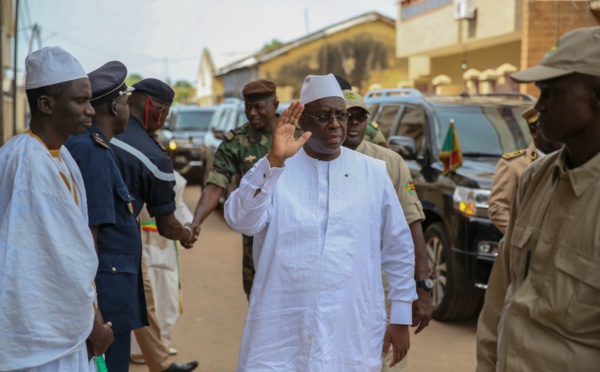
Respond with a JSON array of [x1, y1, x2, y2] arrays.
[[25, 46, 87, 90], [300, 74, 344, 105]]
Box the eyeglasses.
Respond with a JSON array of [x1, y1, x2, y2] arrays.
[[305, 111, 350, 125], [348, 112, 369, 122]]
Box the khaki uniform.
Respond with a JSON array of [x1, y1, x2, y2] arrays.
[[476, 148, 600, 372], [356, 141, 425, 371], [489, 143, 539, 234], [206, 122, 302, 298], [356, 141, 424, 225]]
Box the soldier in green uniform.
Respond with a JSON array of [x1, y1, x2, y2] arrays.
[[191, 79, 296, 299]]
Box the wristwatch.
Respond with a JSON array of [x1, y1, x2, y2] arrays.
[[416, 278, 434, 291]]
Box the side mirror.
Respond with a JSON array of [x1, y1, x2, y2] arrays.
[[388, 136, 417, 160]]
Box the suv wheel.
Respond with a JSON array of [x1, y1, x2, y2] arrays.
[[425, 222, 482, 321]]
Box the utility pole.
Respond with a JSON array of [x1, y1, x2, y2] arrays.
[[304, 8, 310, 34], [28, 24, 41, 55], [12, 0, 18, 137], [0, 0, 5, 144]]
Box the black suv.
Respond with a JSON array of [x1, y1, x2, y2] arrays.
[[159, 105, 216, 182], [364, 89, 533, 321]]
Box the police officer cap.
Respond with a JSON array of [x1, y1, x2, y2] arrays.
[[88, 61, 133, 107], [243, 79, 276, 102], [132, 78, 175, 106]]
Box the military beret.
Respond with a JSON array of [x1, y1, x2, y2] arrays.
[[132, 78, 175, 106], [243, 79, 276, 101], [88, 61, 132, 107], [521, 106, 538, 125]]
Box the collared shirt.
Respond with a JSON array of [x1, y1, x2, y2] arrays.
[[355, 141, 425, 225], [206, 122, 270, 190], [225, 148, 416, 371], [489, 142, 539, 234], [111, 117, 176, 217], [66, 126, 147, 334], [477, 148, 600, 372]]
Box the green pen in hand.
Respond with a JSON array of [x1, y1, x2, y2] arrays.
[[95, 355, 108, 372]]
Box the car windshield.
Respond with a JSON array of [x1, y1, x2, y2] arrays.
[[173, 111, 214, 131], [433, 105, 531, 156]]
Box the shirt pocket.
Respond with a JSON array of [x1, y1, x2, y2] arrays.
[[509, 224, 538, 281], [539, 246, 600, 336]]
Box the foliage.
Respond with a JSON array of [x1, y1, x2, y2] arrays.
[[174, 80, 193, 88], [174, 88, 194, 104], [261, 39, 284, 53], [125, 73, 143, 87]]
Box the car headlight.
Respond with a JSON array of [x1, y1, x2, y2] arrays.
[[453, 186, 490, 218], [169, 139, 197, 151]]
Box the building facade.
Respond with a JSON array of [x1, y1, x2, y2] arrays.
[[214, 12, 406, 102], [396, 0, 599, 96]]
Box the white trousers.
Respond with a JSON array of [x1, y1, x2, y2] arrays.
[[132, 239, 181, 353]]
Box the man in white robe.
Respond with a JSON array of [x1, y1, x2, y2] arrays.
[[225, 74, 417, 371], [0, 46, 112, 371]]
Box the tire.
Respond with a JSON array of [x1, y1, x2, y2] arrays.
[[425, 222, 482, 321]]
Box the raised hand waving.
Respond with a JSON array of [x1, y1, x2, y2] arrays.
[[266, 101, 312, 167]]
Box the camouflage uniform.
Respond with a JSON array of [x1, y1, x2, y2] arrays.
[[364, 121, 386, 145], [205, 121, 303, 298]]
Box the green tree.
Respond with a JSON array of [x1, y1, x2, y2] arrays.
[[174, 89, 194, 104], [174, 80, 193, 88], [125, 73, 143, 87], [261, 39, 284, 53]]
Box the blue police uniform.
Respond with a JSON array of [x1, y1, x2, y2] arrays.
[[64, 59, 149, 372], [111, 117, 176, 218], [66, 126, 148, 371]]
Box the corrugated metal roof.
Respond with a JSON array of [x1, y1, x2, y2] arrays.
[[215, 11, 395, 76]]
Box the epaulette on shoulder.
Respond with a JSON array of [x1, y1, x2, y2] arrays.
[[224, 130, 236, 142], [92, 133, 110, 150], [502, 149, 526, 160], [369, 121, 379, 129]]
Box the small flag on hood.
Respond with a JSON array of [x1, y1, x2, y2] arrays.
[[439, 120, 462, 175]]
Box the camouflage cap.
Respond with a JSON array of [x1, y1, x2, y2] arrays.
[[243, 79, 276, 102]]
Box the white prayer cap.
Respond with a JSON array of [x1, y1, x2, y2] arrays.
[[300, 74, 345, 105], [25, 46, 87, 90]]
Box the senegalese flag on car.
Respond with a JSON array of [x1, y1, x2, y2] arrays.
[[439, 120, 462, 175]]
